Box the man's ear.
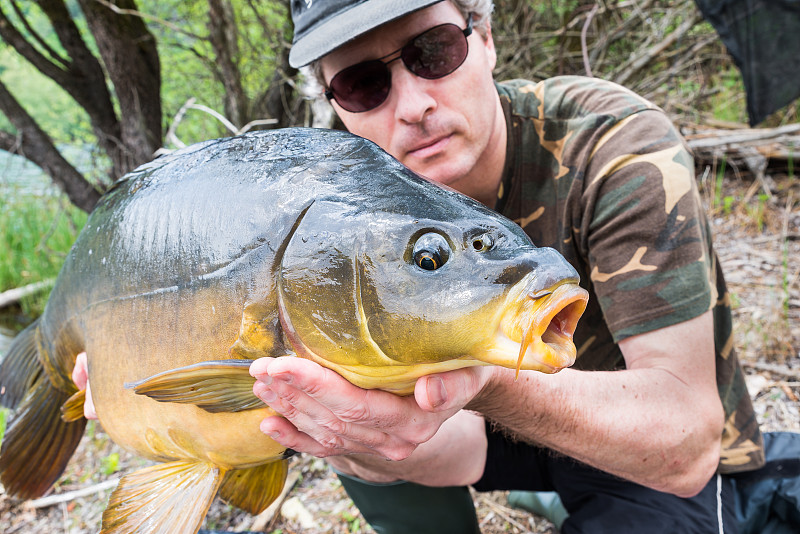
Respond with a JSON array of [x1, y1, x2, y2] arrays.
[[483, 23, 497, 71]]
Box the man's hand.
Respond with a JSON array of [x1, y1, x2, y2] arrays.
[[249, 357, 492, 461], [72, 352, 98, 420]]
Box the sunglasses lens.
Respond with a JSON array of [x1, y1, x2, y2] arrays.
[[327, 22, 470, 113], [328, 60, 391, 113], [402, 24, 468, 79]]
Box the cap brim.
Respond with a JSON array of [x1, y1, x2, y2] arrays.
[[289, 0, 443, 68]]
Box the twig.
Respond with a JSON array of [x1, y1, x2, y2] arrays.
[[477, 495, 533, 533], [743, 360, 800, 381], [91, 0, 203, 39], [685, 124, 800, 149], [158, 98, 279, 155], [613, 9, 701, 85], [26, 478, 120, 509], [581, 4, 599, 77], [0, 279, 55, 309]]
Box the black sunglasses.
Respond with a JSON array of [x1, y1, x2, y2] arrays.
[[325, 14, 474, 113]]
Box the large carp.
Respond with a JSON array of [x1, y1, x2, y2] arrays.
[[0, 128, 587, 533]]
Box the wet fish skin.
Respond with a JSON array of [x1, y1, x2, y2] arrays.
[[0, 128, 587, 533]]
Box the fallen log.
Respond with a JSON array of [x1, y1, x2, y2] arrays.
[[0, 279, 55, 309], [683, 123, 800, 164]]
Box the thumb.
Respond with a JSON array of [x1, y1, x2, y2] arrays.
[[414, 367, 489, 413]]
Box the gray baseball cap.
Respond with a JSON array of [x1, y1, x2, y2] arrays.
[[289, 0, 443, 68]]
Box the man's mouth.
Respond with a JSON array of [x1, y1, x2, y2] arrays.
[[406, 134, 452, 159]]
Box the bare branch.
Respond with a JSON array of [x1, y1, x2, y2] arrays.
[[8, 0, 69, 68], [91, 0, 203, 39], [581, 4, 599, 77]]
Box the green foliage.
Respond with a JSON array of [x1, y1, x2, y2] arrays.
[[708, 68, 747, 124], [0, 190, 87, 316], [530, 0, 579, 19], [0, 407, 7, 447], [341, 510, 362, 533], [149, 0, 292, 146], [743, 192, 770, 232], [101, 452, 121, 475]]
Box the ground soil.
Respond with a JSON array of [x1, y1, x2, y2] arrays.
[[1, 164, 798, 534]]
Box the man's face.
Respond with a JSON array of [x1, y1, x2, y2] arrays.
[[320, 1, 505, 206]]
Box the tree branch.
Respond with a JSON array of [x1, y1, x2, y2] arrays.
[[0, 80, 101, 212], [0, 4, 67, 82], [8, 0, 69, 68]]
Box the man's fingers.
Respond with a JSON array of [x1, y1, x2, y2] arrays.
[[84, 379, 97, 420], [71, 351, 98, 420], [72, 351, 88, 389], [261, 357, 430, 431], [415, 366, 492, 413], [260, 378, 419, 459]]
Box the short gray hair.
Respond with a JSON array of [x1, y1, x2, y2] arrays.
[[307, 0, 494, 90]]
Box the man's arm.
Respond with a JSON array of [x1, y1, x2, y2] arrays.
[[251, 310, 724, 497], [470, 309, 724, 497]]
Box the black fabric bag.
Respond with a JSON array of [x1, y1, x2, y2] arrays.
[[732, 431, 800, 534], [694, 0, 800, 125]]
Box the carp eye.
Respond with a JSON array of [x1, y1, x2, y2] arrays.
[[471, 233, 494, 252], [412, 233, 450, 271]]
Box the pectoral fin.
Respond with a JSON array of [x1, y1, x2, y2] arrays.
[[125, 360, 261, 413], [219, 459, 290, 514], [101, 460, 225, 534], [61, 389, 86, 422]]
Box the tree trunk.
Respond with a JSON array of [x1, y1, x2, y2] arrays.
[[78, 0, 162, 175], [208, 0, 248, 128]]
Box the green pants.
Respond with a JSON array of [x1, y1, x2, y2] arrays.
[[337, 472, 480, 534]]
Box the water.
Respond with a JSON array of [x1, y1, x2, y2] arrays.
[[0, 144, 106, 201], [0, 325, 14, 356], [0, 150, 57, 198]]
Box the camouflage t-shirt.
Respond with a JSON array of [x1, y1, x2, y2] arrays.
[[495, 76, 764, 474]]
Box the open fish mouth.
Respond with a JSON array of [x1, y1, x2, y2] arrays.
[[475, 280, 589, 375]]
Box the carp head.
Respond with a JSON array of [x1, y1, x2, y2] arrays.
[[276, 191, 587, 394]]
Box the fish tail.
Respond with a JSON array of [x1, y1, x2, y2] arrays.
[[0, 372, 87, 499], [0, 319, 43, 409], [101, 460, 226, 534]]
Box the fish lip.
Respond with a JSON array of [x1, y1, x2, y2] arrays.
[[474, 280, 588, 374]]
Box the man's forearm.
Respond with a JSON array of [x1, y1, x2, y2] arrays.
[[471, 361, 723, 497]]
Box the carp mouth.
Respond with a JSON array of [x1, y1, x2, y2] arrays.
[[477, 281, 589, 375]]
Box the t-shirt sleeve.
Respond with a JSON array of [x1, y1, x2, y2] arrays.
[[576, 109, 714, 341]]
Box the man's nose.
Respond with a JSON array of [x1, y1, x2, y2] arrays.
[[391, 65, 437, 124]]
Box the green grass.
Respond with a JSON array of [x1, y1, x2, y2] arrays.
[[0, 407, 6, 446], [0, 193, 87, 317]]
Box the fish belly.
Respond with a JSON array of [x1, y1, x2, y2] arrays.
[[84, 287, 285, 467]]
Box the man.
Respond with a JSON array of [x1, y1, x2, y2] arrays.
[[250, 1, 764, 532], [75, 1, 764, 531]]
